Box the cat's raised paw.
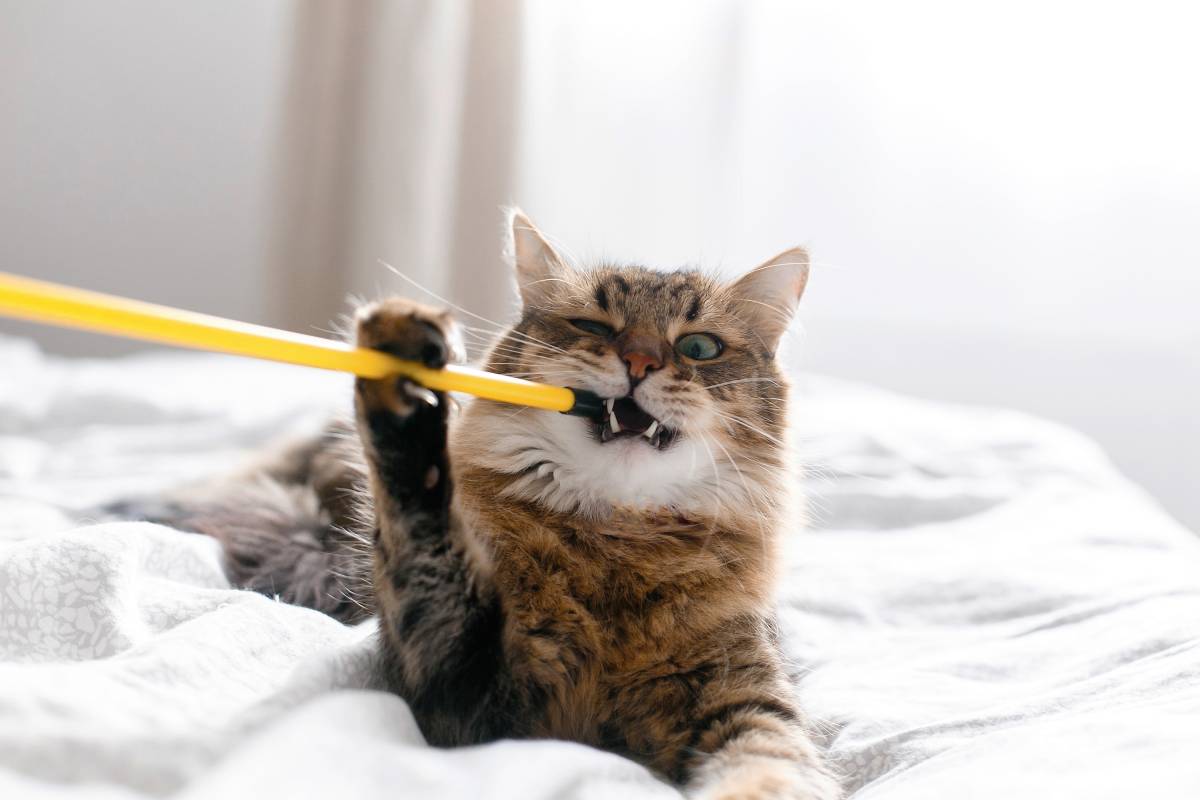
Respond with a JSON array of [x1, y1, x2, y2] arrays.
[[355, 297, 461, 368], [354, 298, 461, 417]]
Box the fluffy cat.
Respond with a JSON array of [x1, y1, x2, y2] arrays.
[[120, 212, 841, 799]]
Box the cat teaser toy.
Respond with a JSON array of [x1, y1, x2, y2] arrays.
[[0, 272, 605, 419]]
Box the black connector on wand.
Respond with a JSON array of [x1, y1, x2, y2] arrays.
[[563, 388, 606, 420]]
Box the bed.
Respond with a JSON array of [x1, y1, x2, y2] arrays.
[[2, 334, 1197, 799]]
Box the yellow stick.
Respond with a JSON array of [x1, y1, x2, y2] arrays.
[[0, 271, 592, 415]]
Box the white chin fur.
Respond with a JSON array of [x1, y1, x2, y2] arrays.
[[463, 406, 727, 517]]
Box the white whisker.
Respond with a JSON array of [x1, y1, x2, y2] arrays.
[[711, 409, 786, 446], [704, 377, 782, 391]]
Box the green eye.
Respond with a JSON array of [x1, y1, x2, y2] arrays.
[[676, 332, 723, 360], [570, 318, 614, 337]]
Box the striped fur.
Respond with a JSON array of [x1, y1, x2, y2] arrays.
[[118, 213, 841, 798]]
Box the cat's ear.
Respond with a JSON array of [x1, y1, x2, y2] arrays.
[[509, 209, 568, 307], [728, 247, 810, 353]]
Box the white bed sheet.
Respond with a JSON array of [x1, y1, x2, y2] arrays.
[[1, 335, 1198, 799]]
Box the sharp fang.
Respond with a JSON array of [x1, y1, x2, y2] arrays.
[[643, 421, 659, 440], [605, 397, 615, 413], [609, 411, 621, 433]]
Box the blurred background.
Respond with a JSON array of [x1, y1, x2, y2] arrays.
[[1, 1, 1197, 529]]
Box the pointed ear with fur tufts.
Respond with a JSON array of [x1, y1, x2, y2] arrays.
[[508, 209, 569, 308], [728, 246, 810, 354]]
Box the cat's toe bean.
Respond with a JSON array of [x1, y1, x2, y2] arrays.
[[354, 298, 456, 367]]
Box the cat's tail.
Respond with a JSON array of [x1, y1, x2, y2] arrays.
[[98, 426, 376, 624]]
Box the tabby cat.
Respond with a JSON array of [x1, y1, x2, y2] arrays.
[[124, 212, 841, 799]]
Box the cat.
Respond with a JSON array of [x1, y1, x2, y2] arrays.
[[118, 211, 842, 799]]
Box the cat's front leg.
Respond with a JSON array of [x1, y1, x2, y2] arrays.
[[354, 298, 462, 517], [683, 680, 842, 800], [354, 298, 511, 746]]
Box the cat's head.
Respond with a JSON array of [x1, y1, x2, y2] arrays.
[[459, 210, 807, 518]]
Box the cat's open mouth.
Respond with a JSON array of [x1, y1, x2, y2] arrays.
[[594, 396, 677, 450]]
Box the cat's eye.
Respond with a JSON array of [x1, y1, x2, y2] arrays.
[[569, 318, 614, 337], [675, 332, 723, 360]]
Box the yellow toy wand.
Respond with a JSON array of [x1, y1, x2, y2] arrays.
[[0, 272, 605, 418]]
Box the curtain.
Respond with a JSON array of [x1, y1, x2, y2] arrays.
[[267, 0, 523, 336]]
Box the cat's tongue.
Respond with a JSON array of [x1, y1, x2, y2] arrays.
[[611, 397, 656, 434]]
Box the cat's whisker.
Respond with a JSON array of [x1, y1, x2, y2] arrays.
[[473, 340, 571, 366], [706, 433, 766, 514], [502, 373, 581, 381], [485, 353, 562, 368], [711, 409, 786, 447], [521, 277, 574, 289], [462, 322, 560, 348], [497, 364, 578, 373], [459, 328, 503, 343], [378, 261, 572, 355], [688, 429, 730, 559], [703, 377, 782, 391], [458, 321, 568, 355], [485, 343, 568, 360], [486, 356, 576, 374], [458, 322, 510, 337], [500, 349, 586, 365], [480, 343, 547, 357], [795, 452, 888, 485], [498, 329, 569, 355], [490, 356, 586, 374], [694, 428, 722, 489]]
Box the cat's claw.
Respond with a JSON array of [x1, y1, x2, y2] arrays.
[[402, 381, 440, 408]]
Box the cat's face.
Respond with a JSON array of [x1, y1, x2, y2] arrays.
[[466, 212, 808, 517]]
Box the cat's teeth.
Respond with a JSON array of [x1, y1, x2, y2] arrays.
[[609, 412, 621, 433], [605, 397, 615, 413], [643, 421, 659, 440]]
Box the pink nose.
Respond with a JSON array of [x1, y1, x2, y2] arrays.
[[617, 332, 667, 381], [623, 350, 661, 379]]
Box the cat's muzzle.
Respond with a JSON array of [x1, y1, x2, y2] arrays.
[[594, 396, 677, 450]]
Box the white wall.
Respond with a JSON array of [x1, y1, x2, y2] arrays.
[[0, 0, 291, 353], [516, 1, 1200, 529]]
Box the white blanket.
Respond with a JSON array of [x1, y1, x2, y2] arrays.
[[1, 335, 1198, 799]]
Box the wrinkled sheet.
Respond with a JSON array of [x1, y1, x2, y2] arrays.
[[1, 335, 1197, 799]]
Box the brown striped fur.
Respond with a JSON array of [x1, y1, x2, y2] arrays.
[[117, 211, 841, 798]]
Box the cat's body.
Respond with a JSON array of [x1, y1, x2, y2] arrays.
[[121, 213, 841, 799]]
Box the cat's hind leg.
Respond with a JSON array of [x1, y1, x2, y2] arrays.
[[100, 425, 376, 623]]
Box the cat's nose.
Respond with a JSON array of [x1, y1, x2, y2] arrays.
[[619, 334, 666, 382], [624, 351, 660, 379]]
